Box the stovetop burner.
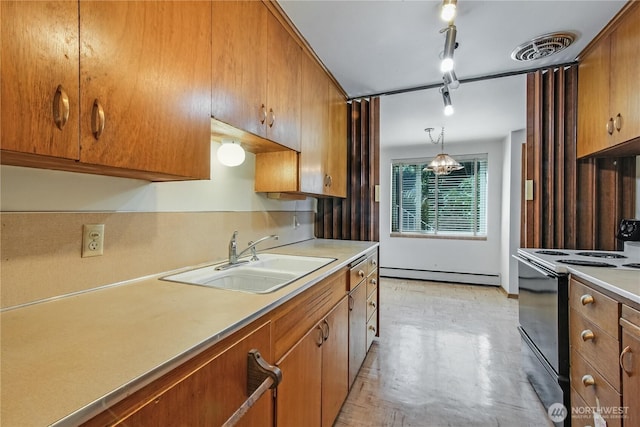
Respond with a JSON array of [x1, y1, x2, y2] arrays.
[[557, 259, 617, 268], [575, 251, 627, 259], [536, 250, 570, 256], [622, 263, 640, 269]]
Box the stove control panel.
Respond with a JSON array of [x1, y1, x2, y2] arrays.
[[617, 219, 640, 241]]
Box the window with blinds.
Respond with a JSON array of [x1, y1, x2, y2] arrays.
[[391, 155, 488, 237]]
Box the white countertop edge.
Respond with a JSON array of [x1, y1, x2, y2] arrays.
[[51, 240, 379, 427]]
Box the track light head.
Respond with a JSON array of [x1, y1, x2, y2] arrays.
[[440, 24, 457, 73], [443, 69, 460, 90], [440, 85, 454, 116], [440, 0, 457, 22]]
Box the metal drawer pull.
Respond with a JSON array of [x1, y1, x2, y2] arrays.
[[348, 295, 354, 311], [370, 278, 377, 286], [91, 99, 105, 140], [614, 113, 622, 132], [580, 294, 594, 305], [322, 319, 330, 341], [620, 345, 632, 373], [581, 374, 595, 387], [369, 300, 376, 309], [368, 325, 377, 333], [267, 108, 275, 128], [358, 270, 365, 278], [53, 85, 70, 130], [316, 324, 324, 347], [607, 117, 614, 135], [371, 260, 377, 267], [324, 174, 332, 187], [581, 330, 595, 341], [222, 350, 282, 427], [259, 104, 266, 124]]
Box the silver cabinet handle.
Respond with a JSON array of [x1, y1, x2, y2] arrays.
[[324, 174, 332, 187], [581, 329, 595, 341], [358, 270, 365, 278], [581, 374, 595, 387], [53, 85, 70, 130], [91, 99, 105, 140], [620, 345, 632, 373], [267, 108, 275, 128], [606, 117, 614, 135], [614, 113, 622, 132], [348, 295, 354, 311], [259, 104, 266, 125], [580, 294, 594, 305], [370, 278, 377, 286]]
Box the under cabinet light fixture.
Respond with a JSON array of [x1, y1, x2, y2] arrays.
[[440, 0, 457, 22], [217, 140, 245, 167]]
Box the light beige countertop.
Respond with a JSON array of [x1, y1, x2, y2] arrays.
[[567, 266, 640, 307], [0, 238, 377, 427]]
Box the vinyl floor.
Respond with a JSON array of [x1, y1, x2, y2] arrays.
[[335, 277, 554, 427]]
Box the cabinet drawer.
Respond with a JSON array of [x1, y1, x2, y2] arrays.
[[570, 277, 619, 338], [349, 258, 367, 291], [273, 268, 348, 360], [571, 349, 622, 422], [366, 272, 378, 298], [366, 289, 378, 321], [366, 311, 377, 351], [570, 308, 620, 390], [570, 387, 604, 427]]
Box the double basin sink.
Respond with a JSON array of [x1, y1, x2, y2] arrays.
[[162, 253, 336, 294]]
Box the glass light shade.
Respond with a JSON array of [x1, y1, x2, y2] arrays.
[[441, 2, 456, 21], [217, 141, 245, 167], [425, 153, 463, 175]]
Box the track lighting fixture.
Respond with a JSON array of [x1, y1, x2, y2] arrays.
[[443, 69, 460, 90], [440, 24, 457, 73], [441, 85, 454, 116], [440, 0, 457, 22]]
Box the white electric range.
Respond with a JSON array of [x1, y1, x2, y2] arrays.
[[518, 242, 640, 273]]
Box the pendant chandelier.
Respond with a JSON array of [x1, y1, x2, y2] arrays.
[[424, 127, 463, 175]]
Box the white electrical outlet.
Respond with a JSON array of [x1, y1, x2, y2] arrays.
[[82, 224, 105, 258]]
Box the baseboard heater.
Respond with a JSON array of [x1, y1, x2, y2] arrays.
[[380, 267, 500, 286]]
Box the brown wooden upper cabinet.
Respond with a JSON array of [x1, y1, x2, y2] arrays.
[[212, 0, 301, 151], [577, 2, 640, 158], [1, 1, 211, 181], [1, 1, 80, 160], [254, 52, 347, 198]]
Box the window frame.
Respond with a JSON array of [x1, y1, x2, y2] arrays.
[[390, 153, 489, 240]]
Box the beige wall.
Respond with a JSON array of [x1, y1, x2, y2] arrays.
[[1, 211, 315, 309]]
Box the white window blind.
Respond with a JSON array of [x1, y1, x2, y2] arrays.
[[391, 155, 488, 237]]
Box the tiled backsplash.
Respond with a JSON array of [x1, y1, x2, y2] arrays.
[[1, 210, 315, 309]]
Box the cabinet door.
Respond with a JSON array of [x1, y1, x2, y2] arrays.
[[212, 0, 267, 138], [577, 37, 611, 158], [114, 322, 273, 426], [276, 324, 323, 427], [266, 11, 301, 151], [79, 1, 211, 179], [326, 82, 347, 198], [621, 314, 640, 426], [1, 1, 79, 159], [300, 54, 328, 195], [348, 281, 368, 388], [610, 3, 640, 145], [321, 297, 349, 427]]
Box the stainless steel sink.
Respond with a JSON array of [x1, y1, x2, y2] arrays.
[[161, 254, 335, 294]]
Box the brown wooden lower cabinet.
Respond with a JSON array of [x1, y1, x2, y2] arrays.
[[620, 305, 640, 426], [82, 321, 273, 426], [276, 296, 349, 427]]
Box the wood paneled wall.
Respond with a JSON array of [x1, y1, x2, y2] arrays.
[[316, 97, 380, 242], [522, 66, 636, 250]]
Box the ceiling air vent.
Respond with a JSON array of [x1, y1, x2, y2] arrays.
[[510, 32, 576, 62]]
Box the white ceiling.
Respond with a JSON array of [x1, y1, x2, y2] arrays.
[[278, 0, 626, 146]]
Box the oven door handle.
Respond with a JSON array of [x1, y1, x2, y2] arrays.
[[514, 255, 557, 278]]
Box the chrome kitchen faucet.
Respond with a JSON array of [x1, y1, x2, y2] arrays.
[[220, 231, 279, 270]]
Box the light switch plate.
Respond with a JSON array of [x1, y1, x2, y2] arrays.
[[525, 180, 534, 201], [82, 224, 105, 258]]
